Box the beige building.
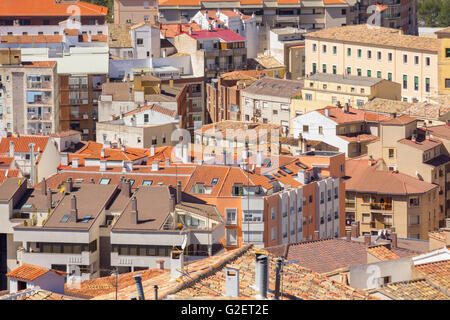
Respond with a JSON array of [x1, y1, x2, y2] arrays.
[[240, 77, 303, 135], [367, 115, 450, 227], [345, 159, 440, 240], [96, 103, 181, 149], [114, 0, 159, 25], [305, 25, 439, 103], [435, 27, 450, 95], [0, 53, 60, 135], [293, 73, 401, 118]]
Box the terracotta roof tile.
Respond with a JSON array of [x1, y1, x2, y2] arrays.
[[414, 260, 450, 290], [0, 0, 107, 17], [377, 279, 449, 300], [367, 245, 400, 261], [6, 263, 65, 281], [317, 106, 390, 124]]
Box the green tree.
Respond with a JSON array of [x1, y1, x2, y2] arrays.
[[85, 0, 114, 23], [437, 0, 450, 26], [418, 0, 442, 27]]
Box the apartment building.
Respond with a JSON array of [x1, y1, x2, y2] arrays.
[[366, 116, 450, 227], [269, 27, 306, 80], [353, 0, 418, 35], [96, 103, 182, 149], [206, 70, 267, 123], [114, 0, 159, 25], [436, 27, 450, 96], [110, 184, 224, 273], [0, 51, 59, 135], [344, 158, 439, 240], [156, 0, 352, 54], [0, 0, 108, 26], [292, 105, 390, 157], [305, 25, 439, 102], [173, 28, 247, 79], [240, 77, 304, 134], [191, 9, 258, 59], [295, 73, 401, 116]]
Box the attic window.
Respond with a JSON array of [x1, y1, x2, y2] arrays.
[[99, 178, 111, 185], [264, 175, 275, 181], [142, 180, 153, 186], [61, 214, 70, 223], [280, 166, 293, 174], [211, 178, 219, 185]]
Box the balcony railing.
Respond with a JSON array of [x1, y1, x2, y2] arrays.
[[27, 82, 52, 89], [370, 202, 393, 211]]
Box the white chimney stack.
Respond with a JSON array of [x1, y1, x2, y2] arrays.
[[256, 150, 263, 168], [170, 250, 184, 280], [152, 161, 159, 171], [101, 148, 105, 158], [225, 267, 240, 298], [150, 146, 155, 156], [61, 153, 69, 166], [100, 159, 107, 171], [72, 158, 79, 168], [9, 141, 14, 157]]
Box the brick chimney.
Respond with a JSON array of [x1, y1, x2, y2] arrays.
[[130, 196, 138, 224], [47, 188, 52, 209], [313, 230, 319, 240], [156, 260, 165, 270], [41, 178, 47, 196], [351, 221, 360, 238], [70, 195, 78, 222], [176, 180, 182, 204], [364, 234, 371, 246], [122, 179, 132, 198], [391, 232, 398, 248]]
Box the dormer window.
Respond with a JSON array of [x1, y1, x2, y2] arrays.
[[211, 178, 219, 185], [142, 180, 153, 186], [99, 178, 111, 185]]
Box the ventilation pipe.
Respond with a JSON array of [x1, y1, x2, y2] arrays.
[[133, 274, 145, 300], [9, 141, 14, 157], [130, 196, 138, 224], [176, 180, 182, 204], [254, 253, 268, 299], [70, 195, 78, 222], [225, 267, 240, 298], [41, 178, 47, 196], [29, 143, 35, 186]]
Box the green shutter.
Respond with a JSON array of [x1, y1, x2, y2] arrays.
[[388, 73, 392, 81], [347, 67, 351, 75], [347, 48, 351, 56], [377, 71, 382, 78], [414, 76, 419, 83], [426, 78, 430, 84], [367, 70, 371, 77]]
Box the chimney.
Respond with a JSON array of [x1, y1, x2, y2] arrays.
[[47, 188, 52, 209], [225, 267, 240, 298], [156, 260, 165, 270], [344, 103, 350, 113], [153, 284, 159, 300], [169, 78, 174, 88], [178, 24, 182, 35], [61, 153, 69, 166], [41, 178, 47, 196], [101, 148, 105, 158], [70, 195, 78, 222], [242, 149, 248, 160], [151, 161, 159, 171], [301, 138, 307, 154], [426, 130, 430, 140], [100, 160, 107, 171], [351, 221, 359, 238], [189, 26, 193, 35], [313, 230, 319, 240], [346, 230, 351, 241], [170, 250, 184, 279], [325, 108, 330, 117], [274, 257, 283, 300], [391, 232, 398, 248], [391, 112, 397, 119], [72, 158, 79, 168], [446, 218, 450, 229], [29, 143, 35, 186], [130, 196, 138, 224], [364, 234, 371, 246], [255, 253, 268, 299], [150, 146, 155, 156], [133, 274, 145, 300], [66, 178, 73, 193], [123, 179, 132, 198], [9, 141, 14, 157], [176, 180, 182, 204]]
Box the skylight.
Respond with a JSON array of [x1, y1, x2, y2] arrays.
[[264, 175, 275, 181], [99, 178, 111, 185], [211, 178, 219, 185], [142, 180, 153, 186], [295, 161, 308, 169], [21, 204, 32, 209], [128, 179, 135, 186], [280, 166, 293, 174], [60, 214, 70, 223], [80, 215, 92, 223]]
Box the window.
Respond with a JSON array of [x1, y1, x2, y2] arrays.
[[144, 114, 149, 123], [414, 56, 419, 65], [137, 38, 144, 45], [362, 213, 371, 223], [322, 64, 327, 73], [305, 93, 312, 101], [335, 187, 339, 199], [389, 149, 394, 158], [347, 48, 351, 57], [357, 49, 362, 58], [333, 65, 337, 74], [303, 125, 309, 133], [333, 46, 337, 55], [142, 180, 153, 186], [346, 67, 351, 75], [446, 79, 450, 89], [271, 227, 276, 241], [322, 45, 327, 53], [426, 57, 431, 66], [403, 54, 408, 64], [211, 178, 219, 185], [446, 48, 450, 58], [367, 70, 372, 77], [271, 207, 276, 220], [312, 63, 317, 74], [357, 68, 362, 76], [388, 73, 393, 81], [388, 52, 393, 62], [312, 44, 317, 52], [377, 71, 382, 78], [318, 126, 323, 135], [403, 75, 408, 90], [414, 76, 419, 91], [226, 208, 237, 225], [377, 51, 382, 61], [367, 50, 372, 59], [409, 196, 420, 207], [99, 178, 111, 185], [425, 77, 430, 92]]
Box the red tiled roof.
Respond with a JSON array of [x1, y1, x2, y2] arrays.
[[345, 159, 438, 195], [22, 61, 57, 68], [382, 115, 417, 125], [367, 245, 400, 261], [123, 104, 177, 118], [0, 169, 20, 185], [414, 260, 450, 290], [0, 0, 108, 17], [6, 263, 65, 281], [160, 23, 202, 38], [317, 106, 390, 124], [50, 130, 81, 138], [0, 35, 63, 44], [398, 137, 442, 151], [0, 136, 49, 154]]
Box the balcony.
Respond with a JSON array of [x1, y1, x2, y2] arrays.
[[69, 99, 89, 105], [370, 220, 385, 230], [27, 81, 52, 89], [370, 202, 392, 212]]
